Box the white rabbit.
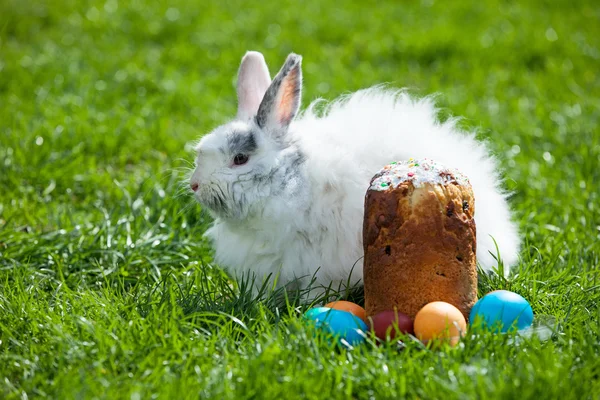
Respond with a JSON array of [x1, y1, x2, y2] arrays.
[[189, 51, 520, 296]]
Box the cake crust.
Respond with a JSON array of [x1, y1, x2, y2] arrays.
[[363, 159, 477, 320]]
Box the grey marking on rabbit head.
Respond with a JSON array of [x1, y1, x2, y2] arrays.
[[227, 131, 257, 155]]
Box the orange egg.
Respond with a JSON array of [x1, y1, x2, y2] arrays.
[[324, 300, 367, 323], [413, 301, 467, 347]]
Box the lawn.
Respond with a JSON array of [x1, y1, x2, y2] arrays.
[[1, 0, 599, 398]]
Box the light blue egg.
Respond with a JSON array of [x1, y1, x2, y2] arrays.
[[303, 307, 331, 320], [469, 290, 534, 332], [313, 309, 367, 346]]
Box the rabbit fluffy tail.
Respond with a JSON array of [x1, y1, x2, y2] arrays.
[[294, 87, 520, 275]]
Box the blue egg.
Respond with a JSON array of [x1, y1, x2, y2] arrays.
[[303, 307, 331, 320], [469, 290, 534, 332], [313, 309, 367, 346]]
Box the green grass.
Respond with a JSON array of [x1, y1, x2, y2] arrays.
[[1, 0, 600, 398]]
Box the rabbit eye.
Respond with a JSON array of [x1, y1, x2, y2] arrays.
[[233, 153, 249, 166]]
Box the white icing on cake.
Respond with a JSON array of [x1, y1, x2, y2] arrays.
[[369, 158, 470, 191]]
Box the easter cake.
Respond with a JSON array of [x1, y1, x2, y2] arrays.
[[362, 158, 477, 320]]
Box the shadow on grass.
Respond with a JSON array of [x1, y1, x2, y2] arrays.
[[134, 264, 365, 338]]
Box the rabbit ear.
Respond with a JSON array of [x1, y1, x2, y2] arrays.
[[237, 51, 272, 120], [255, 53, 302, 136]]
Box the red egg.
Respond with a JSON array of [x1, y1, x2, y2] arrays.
[[368, 310, 414, 341]]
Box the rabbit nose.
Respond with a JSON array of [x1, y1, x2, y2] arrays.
[[191, 183, 199, 192]]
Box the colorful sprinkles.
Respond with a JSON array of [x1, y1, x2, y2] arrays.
[[369, 158, 470, 191]]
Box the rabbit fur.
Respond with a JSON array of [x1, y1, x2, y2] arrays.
[[189, 51, 520, 296]]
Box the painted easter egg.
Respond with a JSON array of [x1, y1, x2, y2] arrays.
[[469, 290, 534, 332], [313, 309, 368, 346], [414, 301, 467, 346], [368, 310, 414, 341]]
